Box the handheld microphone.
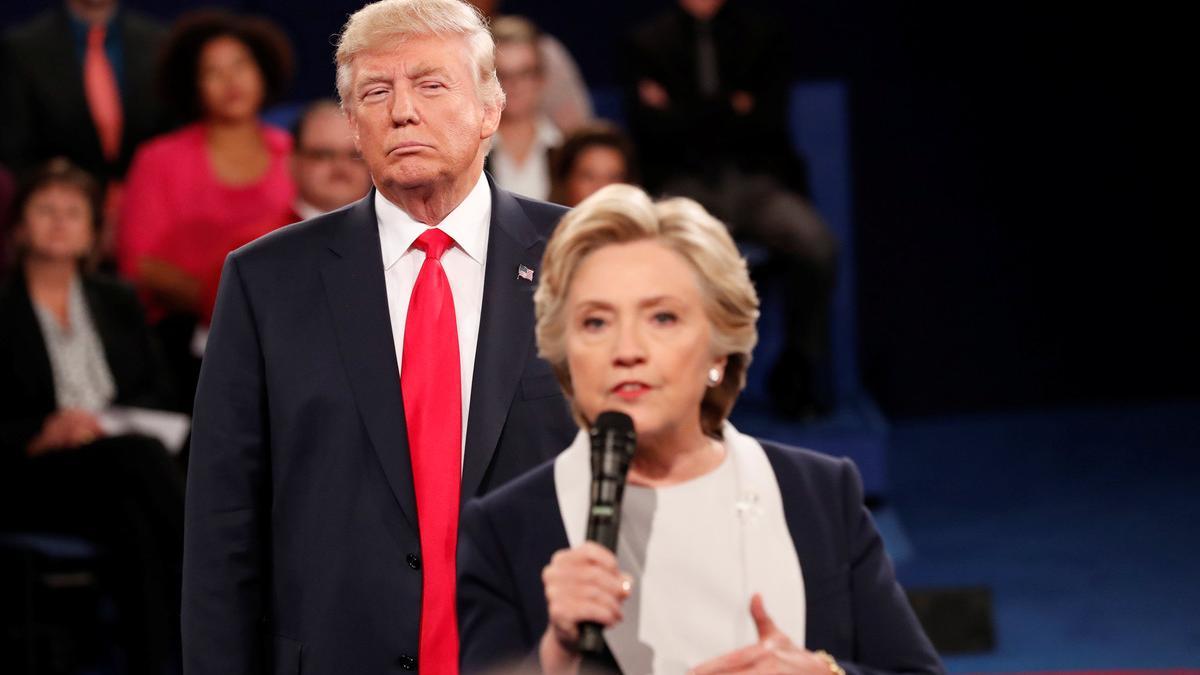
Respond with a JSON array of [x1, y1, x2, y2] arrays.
[[578, 411, 636, 655]]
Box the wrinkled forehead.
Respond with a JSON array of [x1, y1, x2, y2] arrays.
[[350, 33, 473, 82], [569, 240, 706, 304]]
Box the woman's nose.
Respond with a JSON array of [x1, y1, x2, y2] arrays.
[[611, 320, 646, 366]]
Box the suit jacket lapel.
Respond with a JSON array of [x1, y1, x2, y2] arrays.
[[46, 9, 102, 164], [319, 193, 417, 529], [461, 180, 548, 504]]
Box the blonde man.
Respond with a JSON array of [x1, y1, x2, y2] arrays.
[[182, 1, 576, 673]]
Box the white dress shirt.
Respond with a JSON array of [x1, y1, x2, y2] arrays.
[[376, 172, 492, 461]]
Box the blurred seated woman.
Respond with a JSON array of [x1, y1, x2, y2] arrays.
[[458, 184, 942, 674], [548, 121, 638, 207], [0, 159, 184, 675], [118, 11, 295, 404]]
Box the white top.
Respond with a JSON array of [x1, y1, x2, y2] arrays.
[[31, 277, 116, 412], [489, 117, 562, 201], [616, 450, 753, 673], [553, 423, 807, 675], [376, 173, 492, 460]]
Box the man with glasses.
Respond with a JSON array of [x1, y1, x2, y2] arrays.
[[288, 99, 373, 222]]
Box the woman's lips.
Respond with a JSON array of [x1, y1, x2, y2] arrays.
[[611, 381, 651, 401]]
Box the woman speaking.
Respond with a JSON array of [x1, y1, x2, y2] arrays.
[[457, 184, 941, 674]]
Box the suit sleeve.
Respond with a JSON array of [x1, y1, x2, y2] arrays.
[[109, 282, 176, 409], [458, 499, 541, 674], [835, 459, 944, 675], [182, 254, 268, 675]]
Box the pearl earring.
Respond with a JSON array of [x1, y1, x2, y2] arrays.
[[707, 368, 721, 387]]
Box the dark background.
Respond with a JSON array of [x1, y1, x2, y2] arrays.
[[4, 0, 1193, 417]]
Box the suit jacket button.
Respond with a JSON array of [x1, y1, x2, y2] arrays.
[[398, 653, 417, 671], [406, 553, 421, 570]]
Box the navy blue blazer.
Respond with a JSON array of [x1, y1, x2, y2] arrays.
[[459, 440, 943, 675], [182, 180, 578, 675]]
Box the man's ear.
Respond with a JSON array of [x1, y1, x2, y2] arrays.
[[480, 100, 503, 140]]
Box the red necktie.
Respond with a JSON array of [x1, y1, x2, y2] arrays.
[[84, 24, 123, 162], [402, 229, 462, 673]]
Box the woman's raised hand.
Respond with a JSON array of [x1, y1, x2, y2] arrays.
[[688, 594, 836, 675]]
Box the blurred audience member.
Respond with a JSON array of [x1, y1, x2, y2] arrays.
[[0, 163, 13, 273], [0, 158, 183, 675], [287, 99, 372, 223], [487, 16, 562, 201], [469, 0, 593, 133], [549, 120, 638, 207], [117, 10, 294, 407], [0, 0, 170, 257], [625, 0, 837, 417]]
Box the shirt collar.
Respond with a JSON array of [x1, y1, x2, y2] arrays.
[[293, 199, 324, 222], [376, 172, 492, 270]]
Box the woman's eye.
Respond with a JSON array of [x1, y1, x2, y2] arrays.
[[581, 316, 606, 331], [652, 311, 677, 325]]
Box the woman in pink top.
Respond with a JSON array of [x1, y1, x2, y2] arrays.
[[119, 11, 295, 324]]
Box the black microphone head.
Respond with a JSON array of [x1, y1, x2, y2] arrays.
[[594, 410, 634, 435]]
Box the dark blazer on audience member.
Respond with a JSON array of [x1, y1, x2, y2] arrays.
[[0, 7, 168, 183], [0, 273, 173, 463], [182, 179, 578, 674], [459, 441, 944, 675]]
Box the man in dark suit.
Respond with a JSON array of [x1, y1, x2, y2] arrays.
[[0, 0, 168, 186], [181, 1, 577, 673], [623, 0, 838, 419]]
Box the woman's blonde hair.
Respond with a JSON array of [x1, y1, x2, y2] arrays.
[[534, 184, 760, 437], [335, 0, 505, 112]]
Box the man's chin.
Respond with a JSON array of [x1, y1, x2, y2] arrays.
[[378, 167, 441, 192]]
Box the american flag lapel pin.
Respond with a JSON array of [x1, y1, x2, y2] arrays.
[[517, 264, 535, 282]]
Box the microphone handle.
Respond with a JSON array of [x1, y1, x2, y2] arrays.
[[578, 621, 606, 655]]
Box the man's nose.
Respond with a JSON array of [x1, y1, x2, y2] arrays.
[[389, 89, 419, 126]]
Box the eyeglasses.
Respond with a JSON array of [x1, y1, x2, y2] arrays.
[[496, 66, 542, 85], [296, 148, 363, 163]]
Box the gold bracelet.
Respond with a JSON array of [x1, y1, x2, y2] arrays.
[[814, 650, 846, 675]]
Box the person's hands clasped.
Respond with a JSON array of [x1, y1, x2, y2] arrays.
[[26, 409, 105, 456], [688, 594, 838, 675], [539, 541, 632, 674]]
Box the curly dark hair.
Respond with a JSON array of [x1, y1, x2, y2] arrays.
[[548, 121, 639, 206], [158, 10, 294, 121]]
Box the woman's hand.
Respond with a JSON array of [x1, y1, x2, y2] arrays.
[[539, 541, 632, 675], [26, 409, 105, 456], [689, 594, 835, 675]]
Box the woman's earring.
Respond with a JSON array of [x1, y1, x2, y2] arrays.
[[707, 367, 721, 387]]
